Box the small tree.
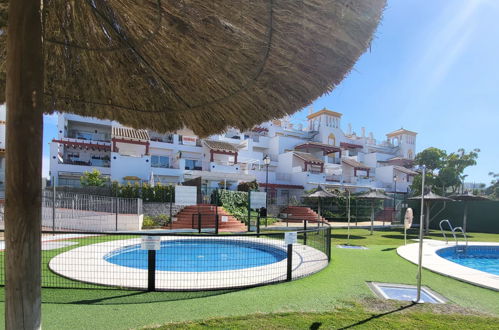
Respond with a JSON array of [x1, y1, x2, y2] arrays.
[[80, 169, 107, 187], [485, 172, 499, 200], [411, 147, 480, 195]]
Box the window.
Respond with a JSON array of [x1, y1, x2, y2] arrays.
[[151, 155, 170, 168], [328, 133, 336, 146], [185, 159, 202, 170]]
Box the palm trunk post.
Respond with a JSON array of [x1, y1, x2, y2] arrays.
[[5, 0, 44, 328]]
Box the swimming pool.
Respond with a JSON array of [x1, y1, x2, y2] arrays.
[[397, 241, 499, 291], [436, 246, 499, 276], [105, 239, 287, 272], [49, 236, 329, 290]]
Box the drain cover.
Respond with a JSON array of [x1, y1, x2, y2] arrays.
[[367, 282, 446, 304], [337, 245, 368, 250]]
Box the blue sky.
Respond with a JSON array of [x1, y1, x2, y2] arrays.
[[42, 0, 499, 184]]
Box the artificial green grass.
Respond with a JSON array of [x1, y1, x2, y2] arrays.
[[0, 228, 497, 330], [331, 227, 499, 246], [147, 307, 499, 329]]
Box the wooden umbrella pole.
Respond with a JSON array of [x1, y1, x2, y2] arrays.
[[5, 0, 44, 328]]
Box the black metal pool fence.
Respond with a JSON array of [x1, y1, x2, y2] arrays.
[[0, 224, 331, 291]]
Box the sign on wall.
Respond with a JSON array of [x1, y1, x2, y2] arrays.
[[175, 186, 197, 206], [249, 191, 267, 209], [182, 136, 197, 146], [141, 236, 161, 250]]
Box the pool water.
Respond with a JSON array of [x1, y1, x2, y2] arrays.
[[104, 239, 287, 272], [437, 246, 499, 276]]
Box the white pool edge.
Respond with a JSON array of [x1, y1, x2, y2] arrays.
[[397, 240, 499, 291], [49, 236, 329, 290]]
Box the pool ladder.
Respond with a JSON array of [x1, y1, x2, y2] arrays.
[[439, 220, 468, 252]]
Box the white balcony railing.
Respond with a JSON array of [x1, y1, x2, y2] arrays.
[[209, 162, 240, 173]]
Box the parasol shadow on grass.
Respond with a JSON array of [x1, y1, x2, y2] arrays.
[[1, 0, 386, 327]]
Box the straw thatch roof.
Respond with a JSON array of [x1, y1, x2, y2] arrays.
[[357, 190, 390, 200], [448, 193, 489, 201], [0, 1, 385, 136], [408, 192, 454, 201]]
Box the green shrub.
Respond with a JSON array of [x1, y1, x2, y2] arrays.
[[142, 216, 156, 228], [155, 214, 170, 226], [111, 181, 175, 202]]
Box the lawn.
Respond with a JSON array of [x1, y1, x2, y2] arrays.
[[0, 228, 497, 329]]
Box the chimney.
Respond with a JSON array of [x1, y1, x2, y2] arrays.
[[361, 127, 365, 138]]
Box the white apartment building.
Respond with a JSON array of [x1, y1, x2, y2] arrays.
[[48, 108, 418, 202]]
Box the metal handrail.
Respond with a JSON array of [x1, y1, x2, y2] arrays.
[[453, 226, 468, 250], [439, 219, 454, 244], [439, 219, 467, 249]]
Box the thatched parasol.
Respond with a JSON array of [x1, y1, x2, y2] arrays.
[[2, 1, 385, 327], [357, 190, 390, 235], [448, 193, 489, 233], [1, 0, 386, 136], [307, 185, 337, 223], [409, 192, 453, 234]]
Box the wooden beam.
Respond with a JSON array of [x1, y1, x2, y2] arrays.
[[5, 0, 43, 328]]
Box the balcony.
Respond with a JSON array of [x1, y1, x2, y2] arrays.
[[149, 134, 174, 144], [251, 135, 270, 148], [67, 130, 110, 142], [209, 162, 240, 173], [61, 157, 110, 168], [326, 175, 341, 182]]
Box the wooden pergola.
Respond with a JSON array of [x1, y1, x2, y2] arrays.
[[204, 140, 240, 164], [295, 141, 342, 157], [342, 158, 371, 177]]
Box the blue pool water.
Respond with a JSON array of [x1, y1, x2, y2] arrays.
[[104, 239, 287, 272], [437, 246, 499, 276]]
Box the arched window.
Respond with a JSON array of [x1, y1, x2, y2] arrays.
[[408, 149, 414, 159], [328, 133, 336, 146]]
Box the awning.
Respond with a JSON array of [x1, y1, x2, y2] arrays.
[[394, 165, 418, 176], [52, 139, 111, 151], [379, 157, 414, 167], [203, 140, 239, 153], [259, 183, 304, 190], [295, 142, 341, 154], [293, 151, 324, 164], [340, 142, 363, 149], [342, 158, 370, 170], [112, 126, 150, 141]]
